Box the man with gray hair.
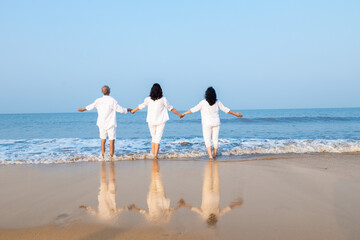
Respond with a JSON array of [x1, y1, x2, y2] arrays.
[[78, 85, 131, 158]]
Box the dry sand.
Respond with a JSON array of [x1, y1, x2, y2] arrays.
[[0, 153, 359, 240]]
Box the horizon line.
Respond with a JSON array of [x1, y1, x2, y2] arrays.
[[0, 106, 359, 114]]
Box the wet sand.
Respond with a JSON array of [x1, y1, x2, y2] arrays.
[[0, 153, 360, 240]]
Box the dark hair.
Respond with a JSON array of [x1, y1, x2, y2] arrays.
[[205, 87, 217, 106], [102, 85, 110, 95], [207, 213, 218, 226], [150, 83, 163, 100]]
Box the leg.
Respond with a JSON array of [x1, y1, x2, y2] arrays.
[[152, 142, 155, 154], [148, 124, 157, 156], [202, 160, 212, 196], [151, 160, 165, 193], [108, 127, 116, 158], [109, 162, 116, 194], [206, 147, 213, 160], [99, 128, 107, 157], [154, 143, 160, 159], [101, 139, 106, 157], [101, 161, 106, 184], [109, 140, 115, 157], [202, 125, 213, 159], [213, 160, 219, 192], [212, 126, 220, 158], [110, 162, 115, 182], [153, 123, 165, 160]]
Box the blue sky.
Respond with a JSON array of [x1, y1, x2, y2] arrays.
[[0, 0, 359, 113]]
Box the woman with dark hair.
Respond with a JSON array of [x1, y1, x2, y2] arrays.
[[131, 83, 183, 159], [182, 87, 243, 159]]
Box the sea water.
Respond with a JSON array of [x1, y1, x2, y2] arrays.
[[0, 108, 359, 164]]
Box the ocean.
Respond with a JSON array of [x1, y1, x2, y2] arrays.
[[0, 108, 359, 164]]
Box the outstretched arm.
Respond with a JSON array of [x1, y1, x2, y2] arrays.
[[163, 98, 183, 119], [183, 100, 202, 117], [129, 204, 146, 213], [115, 103, 130, 114], [79, 100, 97, 112], [229, 198, 243, 208], [131, 97, 150, 114], [228, 110, 243, 118], [182, 110, 192, 116], [79, 205, 97, 215], [178, 199, 193, 210], [131, 107, 140, 114], [218, 101, 243, 117], [116, 206, 128, 213], [220, 198, 243, 216], [171, 108, 184, 119]]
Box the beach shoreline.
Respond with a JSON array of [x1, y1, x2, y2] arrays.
[[1, 153, 359, 240]]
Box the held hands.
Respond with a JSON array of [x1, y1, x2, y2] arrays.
[[127, 108, 133, 112], [128, 204, 137, 210], [178, 199, 186, 207], [179, 113, 185, 119]]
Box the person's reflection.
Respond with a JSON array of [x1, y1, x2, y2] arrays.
[[130, 160, 179, 223], [179, 160, 243, 226], [80, 161, 127, 221]]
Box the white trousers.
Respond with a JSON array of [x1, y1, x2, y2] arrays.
[[148, 123, 165, 144], [99, 127, 116, 140], [202, 125, 220, 148]]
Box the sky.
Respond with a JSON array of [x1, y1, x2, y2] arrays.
[[0, 0, 359, 113]]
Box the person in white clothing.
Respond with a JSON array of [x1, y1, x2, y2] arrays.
[[80, 161, 128, 222], [78, 85, 131, 158], [130, 83, 183, 159], [179, 160, 243, 226], [129, 160, 180, 223], [182, 87, 243, 159]]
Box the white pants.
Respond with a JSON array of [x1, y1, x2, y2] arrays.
[[148, 123, 165, 144], [202, 125, 220, 148], [99, 127, 116, 140]]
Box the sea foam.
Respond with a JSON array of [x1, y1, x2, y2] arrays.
[[0, 138, 359, 165]]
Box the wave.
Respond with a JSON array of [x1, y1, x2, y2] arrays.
[[222, 116, 360, 123], [0, 138, 359, 164], [177, 116, 360, 124]]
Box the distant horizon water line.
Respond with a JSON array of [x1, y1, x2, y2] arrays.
[[1, 106, 360, 115]]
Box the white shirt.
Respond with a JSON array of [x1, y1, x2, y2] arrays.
[[139, 170, 173, 223], [86, 95, 127, 130], [138, 97, 174, 125], [190, 161, 232, 220], [190, 100, 230, 126]]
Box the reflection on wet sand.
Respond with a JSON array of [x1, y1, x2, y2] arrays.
[[130, 160, 180, 223], [80, 162, 127, 222], [179, 160, 243, 226]]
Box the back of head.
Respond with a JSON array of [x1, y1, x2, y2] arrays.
[[150, 83, 163, 101], [102, 85, 110, 95], [205, 87, 217, 106], [206, 213, 218, 226]]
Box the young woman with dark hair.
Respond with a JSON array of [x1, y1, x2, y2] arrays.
[[131, 83, 183, 159], [182, 87, 243, 159]]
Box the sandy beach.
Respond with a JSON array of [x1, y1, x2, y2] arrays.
[[0, 153, 360, 240]]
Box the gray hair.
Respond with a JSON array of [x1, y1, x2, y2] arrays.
[[102, 85, 110, 95]]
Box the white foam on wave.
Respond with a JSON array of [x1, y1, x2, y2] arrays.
[[0, 138, 359, 165], [222, 139, 360, 155]]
